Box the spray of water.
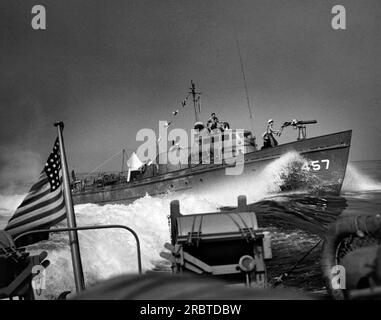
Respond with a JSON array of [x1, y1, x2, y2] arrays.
[[0, 154, 380, 298], [342, 164, 381, 192], [185, 151, 310, 206]]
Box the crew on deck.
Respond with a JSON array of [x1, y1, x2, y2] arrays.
[[193, 113, 230, 135], [207, 113, 219, 131], [262, 119, 280, 149]]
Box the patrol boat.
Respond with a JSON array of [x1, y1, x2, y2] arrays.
[[72, 82, 352, 205]]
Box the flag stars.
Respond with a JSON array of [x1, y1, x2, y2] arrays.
[[44, 138, 62, 191], [5, 137, 67, 238]]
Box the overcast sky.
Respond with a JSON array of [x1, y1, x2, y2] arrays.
[[0, 0, 380, 190]]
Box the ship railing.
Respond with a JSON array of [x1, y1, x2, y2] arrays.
[[14, 224, 142, 289]]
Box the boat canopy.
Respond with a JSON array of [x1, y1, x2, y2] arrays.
[[127, 152, 143, 171], [126, 152, 144, 182]]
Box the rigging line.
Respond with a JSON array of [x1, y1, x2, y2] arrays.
[[273, 239, 322, 287], [83, 149, 124, 180], [236, 38, 255, 134], [165, 91, 192, 129]]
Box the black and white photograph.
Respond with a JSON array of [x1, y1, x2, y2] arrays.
[[1, 0, 381, 306]]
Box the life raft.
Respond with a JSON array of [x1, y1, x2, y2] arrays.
[[321, 214, 381, 299]]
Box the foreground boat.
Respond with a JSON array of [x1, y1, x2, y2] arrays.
[[161, 195, 272, 287]]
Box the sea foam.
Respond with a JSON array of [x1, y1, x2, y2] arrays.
[[0, 156, 380, 298]]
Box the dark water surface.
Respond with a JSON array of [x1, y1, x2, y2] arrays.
[[1, 160, 381, 298], [236, 160, 381, 292]]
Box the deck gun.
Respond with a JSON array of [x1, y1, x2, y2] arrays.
[[279, 119, 317, 140]]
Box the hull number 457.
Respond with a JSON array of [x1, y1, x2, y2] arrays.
[[303, 159, 330, 171]]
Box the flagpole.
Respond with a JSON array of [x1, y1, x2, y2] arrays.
[[55, 121, 85, 293]]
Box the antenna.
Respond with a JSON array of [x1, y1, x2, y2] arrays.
[[189, 80, 201, 123], [236, 39, 255, 134], [121, 149, 125, 173]]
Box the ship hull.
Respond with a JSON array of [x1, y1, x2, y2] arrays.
[[73, 130, 351, 205]]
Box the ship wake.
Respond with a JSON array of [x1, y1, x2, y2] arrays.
[[0, 155, 380, 298]]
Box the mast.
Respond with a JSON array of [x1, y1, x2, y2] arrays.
[[54, 121, 85, 293], [121, 149, 125, 174], [189, 80, 201, 123]]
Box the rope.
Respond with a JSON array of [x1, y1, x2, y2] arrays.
[[83, 149, 124, 180], [273, 239, 322, 287], [164, 92, 192, 129], [158, 91, 195, 143]]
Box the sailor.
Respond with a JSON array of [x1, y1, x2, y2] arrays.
[[264, 119, 280, 148], [71, 169, 77, 182], [207, 113, 219, 131], [261, 132, 271, 149]]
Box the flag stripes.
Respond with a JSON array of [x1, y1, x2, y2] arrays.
[[6, 206, 67, 238], [5, 138, 67, 242], [7, 189, 65, 228]]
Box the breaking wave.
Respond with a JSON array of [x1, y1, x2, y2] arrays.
[[184, 151, 311, 206], [0, 155, 380, 298], [342, 164, 381, 192]]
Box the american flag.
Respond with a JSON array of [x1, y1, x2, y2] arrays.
[[5, 138, 67, 245]]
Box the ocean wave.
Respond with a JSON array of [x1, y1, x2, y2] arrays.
[[25, 193, 221, 299], [182, 151, 311, 206], [1, 155, 380, 298], [342, 164, 381, 193]]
